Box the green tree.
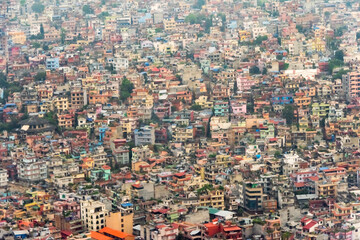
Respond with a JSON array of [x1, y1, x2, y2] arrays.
[[98, 11, 110, 20], [34, 71, 46, 81], [82, 5, 94, 15], [296, 25, 304, 33], [32, 42, 41, 49], [40, 23, 44, 38], [120, 77, 134, 102], [193, 0, 206, 9], [31, 3, 45, 13], [190, 104, 202, 111], [20, 0, 26, 6], [60, 28, 66, 44], [282, 105, 295, 126], [334, 50, 344, 62], [249, 66, 260, 75]]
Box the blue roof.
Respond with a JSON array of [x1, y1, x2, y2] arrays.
[[319, 167, 329, 171], [121, 202, 133, 207]]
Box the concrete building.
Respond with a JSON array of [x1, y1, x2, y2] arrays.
[[80, 200, 108, 231], [343, 72, 360, 100], [106, 203, 134, 235], [17, 156, 47, 182], [134, 126, 155, 146], [0, 169, 8, 187], [46, 57, 60, 70]]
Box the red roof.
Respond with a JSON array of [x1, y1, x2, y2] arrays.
[[99, 227, 133, 239], [174, 172, 185, 177], [91, 231, 113, 240], [294, 182, 305, 188], [223, 226, 241, 232], [102, 165, 111, 170], [303, 220, 317, 230]]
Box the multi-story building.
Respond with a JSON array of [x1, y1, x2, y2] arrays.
[[80, 200, 108, 231], [134, 126, 155, 146], [46, 57, 60, 70], [70, 88, 87, 110], [17, 156, 47, 182], [58, 114, 75, 128], [343, 72, 360, 100], [243, 182, 263, 212], [106, 203, 134, 235], [0, 169, 8, 187], [53, 96, 69, 113]]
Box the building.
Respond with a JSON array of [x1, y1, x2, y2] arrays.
[[343, 72, 360, 100], [91, 227, 135, 240], [106, 203, 134, 235], [244, 182, 263, 212], [80, 200, 108, 231], [0, 169, 8, 187], [17, 156, 47, 182], [46, 58, 60, 70], [134, 126, 155, 146]]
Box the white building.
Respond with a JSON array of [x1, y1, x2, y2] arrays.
[[17, 156, 47, 182], [0, 169, 8, 187], [80, 200, 108, 231]]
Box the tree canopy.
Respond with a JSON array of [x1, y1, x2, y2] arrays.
[[31, 3, 45, 13], [82, 5, 94, 15], [120, 78, 135, 102]]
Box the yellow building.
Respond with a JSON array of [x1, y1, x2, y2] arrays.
[[311, 38, 326, 52], [9, 31, 27, 44], [53, 97, 69, 113], [106, 204, 134, 235], [172, 127, 194, 142], [199, 190, 225, 209], [238, 30, 251, 42], [317, 182, 337, 198], [195, 96, 213, 109], [163, 18, 184, 31]]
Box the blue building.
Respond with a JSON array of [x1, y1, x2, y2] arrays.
[[271, 95, 294, 105], [46, 57, 59, 70]]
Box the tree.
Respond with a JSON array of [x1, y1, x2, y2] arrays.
[[32, 42, 41, 49], [20, 0, 26, 6], [193, 0, 206, 9], [296, 25, 304, 33], [60, 28, 66, 44], [82, 5, 94, 15], [249, 66, 260, 75], [262, 68, 268, 75], [42, 44, 49, 51], [282, 105, 295, 126], [233, 80, 238, 94], [334, 50, 344, 62], [328, 59, 344, 74], [98, 11, 110, 20], [34, 71, 46, 82], [190, 104, 202, 111], [40, 23, 44, 38], [120, 77, 134, 102], [31, 3, 45, 13]]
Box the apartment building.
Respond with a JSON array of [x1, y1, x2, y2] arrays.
[[134, 126, 155, 146], [17, 156, 47, 182], [0, 169, 8, 187], [343, 72, 360, 100], [80, 200, 108, 231], [106, 203, 134, 235]]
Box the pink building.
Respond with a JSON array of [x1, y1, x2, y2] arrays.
[[237, 76, 255, 92], [53, 201, 81, 218]]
